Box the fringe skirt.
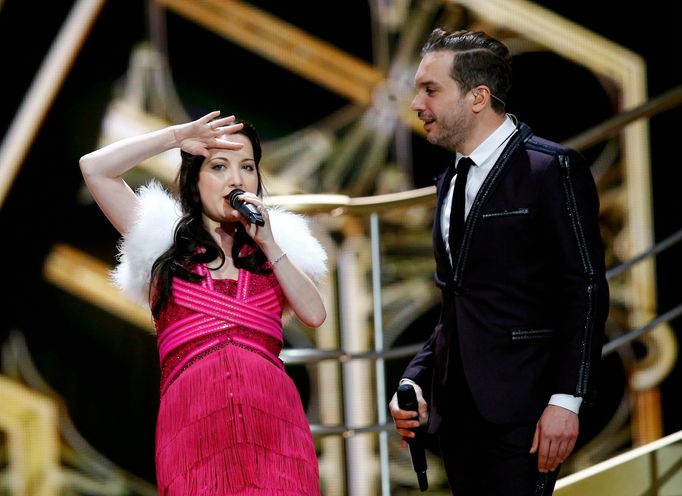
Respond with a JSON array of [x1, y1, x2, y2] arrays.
[[155, 343, 319, 495]]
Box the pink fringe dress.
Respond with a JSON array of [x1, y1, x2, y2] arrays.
[[153, 265, 319, 495]]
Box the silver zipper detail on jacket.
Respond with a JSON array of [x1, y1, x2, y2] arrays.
[[481, 207, 530, 218], [558, 154, 598, 396]]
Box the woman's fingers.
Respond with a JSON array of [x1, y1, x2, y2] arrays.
[[211, 115, 238, 129], [198, 112, 240, 134], [199, 110, 222, 124], [203, 111, 222, 124], [214, 137, 245, 150], [216, 122, 243, 134]]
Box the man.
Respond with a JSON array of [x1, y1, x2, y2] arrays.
[[389, 28, 609, 495]]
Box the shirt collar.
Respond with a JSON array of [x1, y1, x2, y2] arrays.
[[457, 115, 517, 166]]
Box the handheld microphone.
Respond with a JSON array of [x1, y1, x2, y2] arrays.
[[397, 383, 428, 492], [227, 189, 265, 226]]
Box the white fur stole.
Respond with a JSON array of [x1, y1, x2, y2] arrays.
[[110, 180, 328, 308]]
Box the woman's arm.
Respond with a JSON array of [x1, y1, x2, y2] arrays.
[[229, 193, 327, 327], [79, 111, 243, 235], [265, 247, 327, 328]]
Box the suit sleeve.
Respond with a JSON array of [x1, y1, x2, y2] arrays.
[[540, 151, 609, 403], [401, 329, 437, 395]]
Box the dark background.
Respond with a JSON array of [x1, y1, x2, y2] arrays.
[[0, 0, 680, 485]]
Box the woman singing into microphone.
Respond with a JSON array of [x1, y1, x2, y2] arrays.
[[80, 111, 327, 495]]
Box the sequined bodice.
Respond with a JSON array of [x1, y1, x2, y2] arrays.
[[156, 271, 285, 391]]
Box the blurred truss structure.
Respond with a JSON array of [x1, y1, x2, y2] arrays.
[[1, 0, 678, 494], [0, 330, 157, 496]]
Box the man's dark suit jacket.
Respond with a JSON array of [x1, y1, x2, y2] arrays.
[[403, 122, 609, 432]]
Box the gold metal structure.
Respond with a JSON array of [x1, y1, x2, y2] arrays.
[[1, 0, 680, 493], [0, 376, 60, 496], [0, 0, 107, 207], [555, 430, 682, 495]]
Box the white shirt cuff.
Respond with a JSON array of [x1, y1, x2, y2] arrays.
[[548, 394, 582, 414], [399, 378, 417, 386]]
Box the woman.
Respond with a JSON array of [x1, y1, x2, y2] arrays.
[[80, 111, 327, 495]]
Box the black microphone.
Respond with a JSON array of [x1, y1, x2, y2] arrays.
[[227, 189, 265, 226], [397, 383, 428, 492]]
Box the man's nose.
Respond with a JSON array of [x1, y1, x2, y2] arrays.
[[410, 94, 422, 112]]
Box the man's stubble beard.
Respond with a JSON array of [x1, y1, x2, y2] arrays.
[[428, 105, 469, 153]]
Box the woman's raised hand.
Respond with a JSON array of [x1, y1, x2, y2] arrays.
[[173, 111, 244, 157]]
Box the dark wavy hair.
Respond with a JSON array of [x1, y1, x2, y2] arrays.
[[150, 119, 269, 318]]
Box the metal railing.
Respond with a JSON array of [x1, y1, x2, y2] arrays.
[[554, 429, 682, 495]]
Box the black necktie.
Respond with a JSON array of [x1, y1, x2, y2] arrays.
[[449, 156, 474, 260]]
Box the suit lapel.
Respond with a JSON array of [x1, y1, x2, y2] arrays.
[[433, 164, 457, 279], [452, 123, 533, 284]]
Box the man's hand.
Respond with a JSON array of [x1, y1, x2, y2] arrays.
[[388, 380, 429, 448], [530, 404, 579, 473]]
